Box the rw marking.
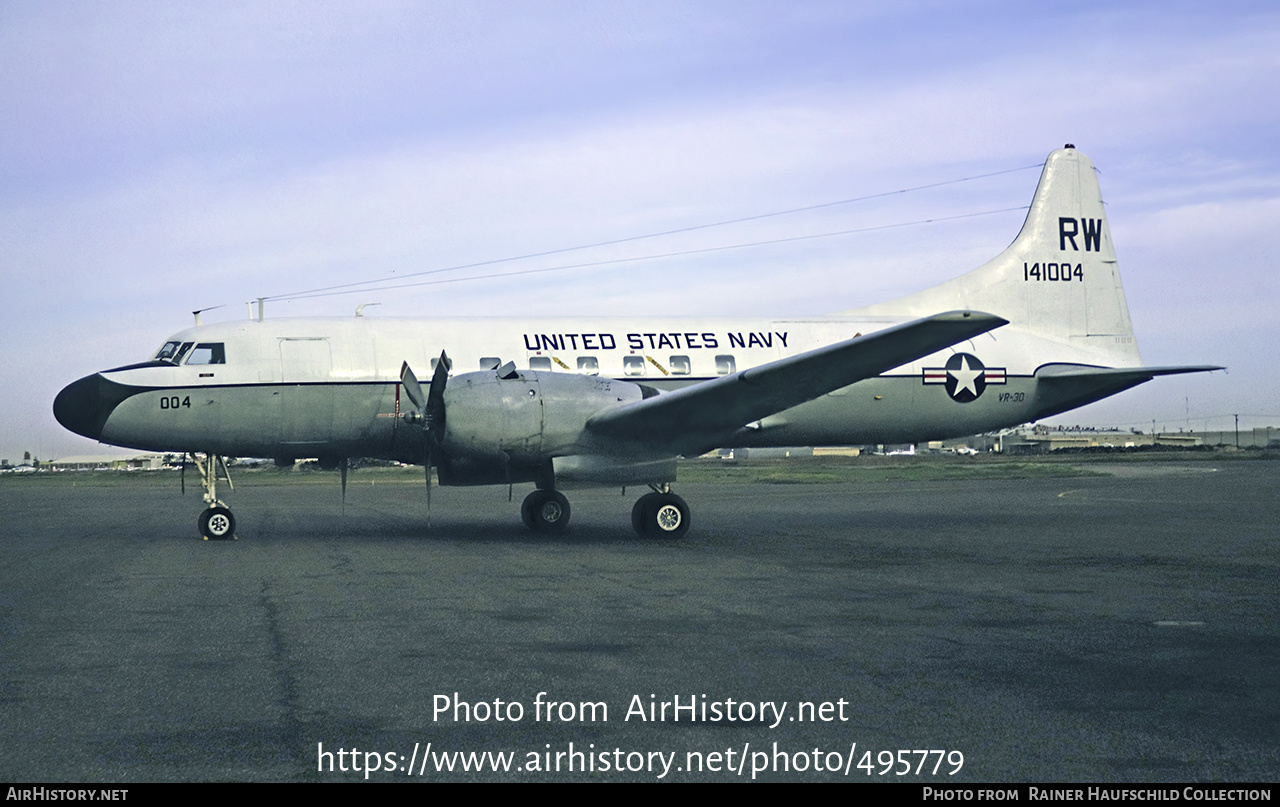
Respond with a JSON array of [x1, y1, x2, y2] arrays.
[[1058, 217, 1103, 252]]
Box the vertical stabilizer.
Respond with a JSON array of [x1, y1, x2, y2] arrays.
[[846, 146, 1141, 366]]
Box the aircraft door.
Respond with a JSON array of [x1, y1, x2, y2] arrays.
[[279, 338, 334, 449]]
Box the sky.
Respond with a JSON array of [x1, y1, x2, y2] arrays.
[[3, 0, 1278, 462]]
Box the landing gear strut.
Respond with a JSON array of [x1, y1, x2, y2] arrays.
[[190, 453, 236, 540], [521, 489, 570, 532], [631, 483, 690, 538]]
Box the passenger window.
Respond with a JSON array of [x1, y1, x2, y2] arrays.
[[529, 357, 552, 371], [669, 355, 691, 375], [715, 355, 736, 375], [479, 357, 501, 370], [577, 356, 599, 375], [623, 356, 646, 376], [186, 343, 226, 365]]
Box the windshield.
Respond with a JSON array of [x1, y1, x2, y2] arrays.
[[153, 341, 194, 364]]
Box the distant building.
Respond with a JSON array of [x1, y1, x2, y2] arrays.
[[47, 455, 167, 471], [987, 424, 1277, 453], [1194, 428, 1279, 449]]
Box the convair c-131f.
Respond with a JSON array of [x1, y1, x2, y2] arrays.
[[54, 146, 1219, 540]]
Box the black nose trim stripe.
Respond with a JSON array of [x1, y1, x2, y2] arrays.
[[53, 374, 150, 441]]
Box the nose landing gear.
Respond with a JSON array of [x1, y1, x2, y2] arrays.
[[189, 453, 236, 540]]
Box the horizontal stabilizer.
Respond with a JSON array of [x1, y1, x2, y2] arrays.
[[588, 310, 1007, 456], [1031, 363, 1224, 421], [1035, 364, 1224, 381]]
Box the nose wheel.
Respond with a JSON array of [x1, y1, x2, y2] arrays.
[[199, 506, 236, 541], [189, 453, 237, 540]]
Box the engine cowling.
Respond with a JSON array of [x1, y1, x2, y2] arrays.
[[435, 369, 649, 485]]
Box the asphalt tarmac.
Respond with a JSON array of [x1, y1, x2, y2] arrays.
[[2, 458, 1277, 782]]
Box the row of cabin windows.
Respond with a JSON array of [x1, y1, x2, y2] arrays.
[[463, 355, 737, 376], [151, 344, 735, 376]]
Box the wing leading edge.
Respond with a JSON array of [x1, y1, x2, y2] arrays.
[[587, 310, 1008, 457]]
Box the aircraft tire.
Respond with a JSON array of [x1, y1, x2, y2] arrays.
[[630, 493, 662, 535], [634, 493, 690, 538], [199, 506, 236, 541], [520, 496, 536, 529], [522, 490, 570, 533]]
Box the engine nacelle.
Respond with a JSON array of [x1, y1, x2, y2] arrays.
[[551, 454, 678, 488], [441, 369, 646, 466]]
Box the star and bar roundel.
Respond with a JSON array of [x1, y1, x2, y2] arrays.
[[921, 352, 1006, 403]]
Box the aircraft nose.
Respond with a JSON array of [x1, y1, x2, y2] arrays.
[[53, 374, 117, 441]]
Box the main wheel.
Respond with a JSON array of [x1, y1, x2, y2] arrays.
[[633, 493, 690, 538], [521, 490, 570, 533], [198, 506, 236, 541], [520, 495, 537, 529], [631, 493, 662, 535]]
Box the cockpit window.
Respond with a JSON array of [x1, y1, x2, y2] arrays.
[[154, 341, 194, 364], [186, 343, 226, 365], [154, 341, 180, 361]]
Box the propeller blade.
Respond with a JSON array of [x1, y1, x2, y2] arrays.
[[400, 361, 426, 411], [426, 351, 449, 443], [403, 353, 449, 529]]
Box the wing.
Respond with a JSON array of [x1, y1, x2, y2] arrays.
[[586, 310, 1008, 456]]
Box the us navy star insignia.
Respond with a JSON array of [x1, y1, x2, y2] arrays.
[[921, 352, 1006, 403]]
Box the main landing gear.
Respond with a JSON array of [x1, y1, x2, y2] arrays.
[[521, 489, 570, 533], [519, 483, 690, 538], [189, 453, 236, 541], [631, 484, 690, 539]]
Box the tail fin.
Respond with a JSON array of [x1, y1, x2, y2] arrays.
[[846, 146, 1141, 366]]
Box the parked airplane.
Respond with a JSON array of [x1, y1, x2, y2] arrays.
[[53, 146, 1218, 540]]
